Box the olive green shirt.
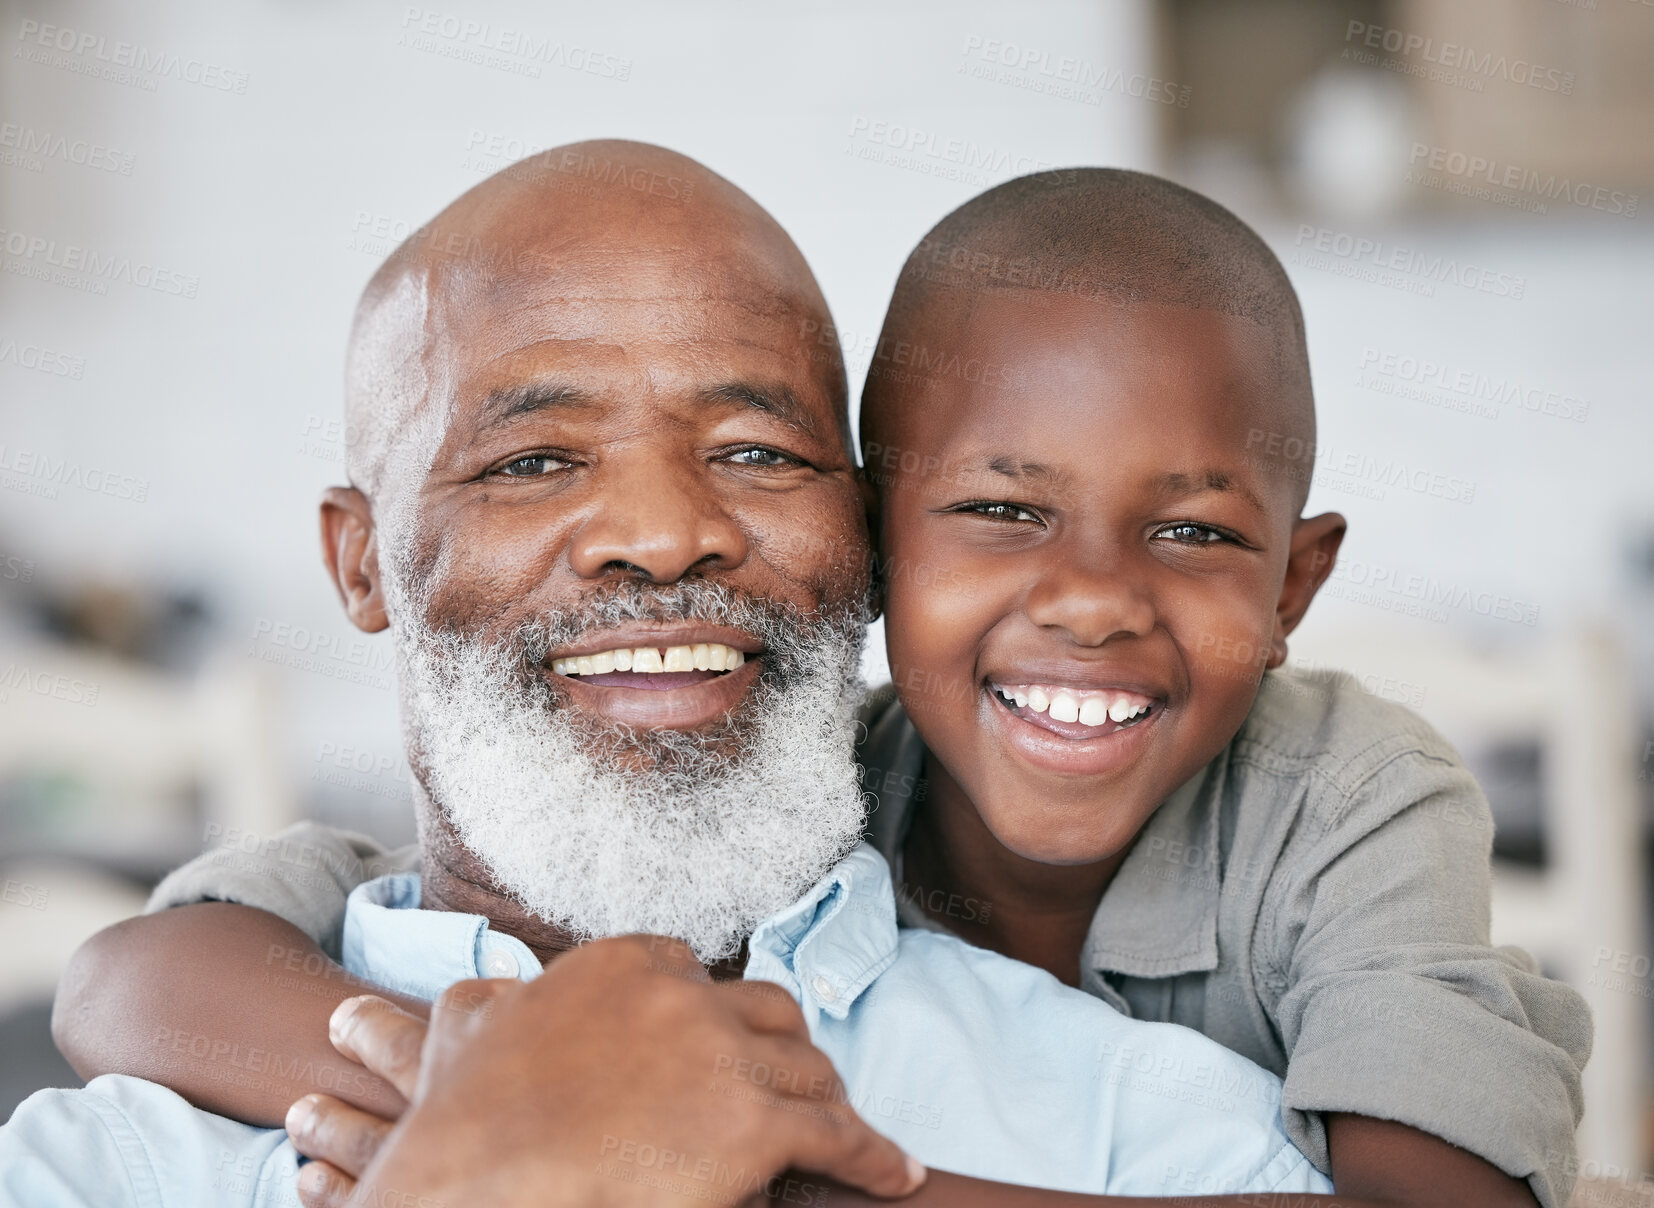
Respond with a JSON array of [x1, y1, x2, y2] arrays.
[[858, 666, 1590, 1208]]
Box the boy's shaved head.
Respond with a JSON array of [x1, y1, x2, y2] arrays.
[[863, 170, 1347, 875], [863, 168, 1315, 509]]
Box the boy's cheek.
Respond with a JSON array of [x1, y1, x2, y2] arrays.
[[882, 561, 998, 736], [1179, 618, 1276, 739]]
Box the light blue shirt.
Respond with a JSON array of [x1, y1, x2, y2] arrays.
[[0, 844, 1330, 1204]]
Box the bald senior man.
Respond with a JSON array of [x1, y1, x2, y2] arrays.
[[2, 143, 1329, 1206]]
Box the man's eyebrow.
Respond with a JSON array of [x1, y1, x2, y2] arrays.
[[1154, 469, 1266, 513], [477, 382, 592, 429], [700, 383, 818, 437]]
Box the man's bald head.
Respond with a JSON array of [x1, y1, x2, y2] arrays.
[[344, 140, 846, 532], [862, 168, 1315, 508]]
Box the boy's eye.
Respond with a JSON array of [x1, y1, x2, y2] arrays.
[[493, 454, 571, 478], [1154, 522, 1230, 545], [723, 446, 801, 469], [958, 501, 1043, 525]]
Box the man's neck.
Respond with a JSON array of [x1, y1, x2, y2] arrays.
[[415, 806, 748, 979], [417, 807, 584, 966]]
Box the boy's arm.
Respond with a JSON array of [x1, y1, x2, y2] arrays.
[[53, 902, 427, 1128], [1262, 748, 1589, 1208], [290, 994, 1535, 1208], [818, 1116, 1537, 1205], [811, 1132, 1536, 1208]]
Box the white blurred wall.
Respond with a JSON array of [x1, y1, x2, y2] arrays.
[[2, 0, 1650, 833], [0, 0, 1159, 829]]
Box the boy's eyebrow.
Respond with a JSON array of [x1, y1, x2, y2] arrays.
[[984, 455, 1058, 481], [1154, 469, 1266, 513]]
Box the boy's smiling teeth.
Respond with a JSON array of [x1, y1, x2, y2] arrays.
[[991, 682, 1153, 728], [553, 643, 746, 676]]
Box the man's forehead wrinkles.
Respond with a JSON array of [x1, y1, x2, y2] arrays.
[[458, 304, 808, 359], [453, 330, 823, 407], [465, 279, 809, 314]]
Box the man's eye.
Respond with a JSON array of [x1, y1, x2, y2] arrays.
[[1155, 522, 1229, 544], [495, 455, 568, 477], [724, 447, 798, 468], [961, 501, 1042, 524]]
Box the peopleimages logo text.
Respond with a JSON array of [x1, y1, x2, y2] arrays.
[[1408, 144, 1638, 217], [0, 228, 199, 297], [1345, 21, 1574, 93], [15, 19, 250, 93], [1291, 225, 1526, 299]]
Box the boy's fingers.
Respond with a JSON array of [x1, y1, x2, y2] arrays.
[[786, 1110, 926, 1201], [294, 1158, 355, 1208], [285, 1093, 395, 1177], [328, 996, 428, 1100]]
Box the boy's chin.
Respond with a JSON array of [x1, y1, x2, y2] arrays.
[[978, 797, 1157, 868]]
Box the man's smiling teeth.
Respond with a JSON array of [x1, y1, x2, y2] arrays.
[[992, 682, 1153, 727], [552, 643, 747, 676]]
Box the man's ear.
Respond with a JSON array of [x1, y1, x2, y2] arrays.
[[856, 467, 884, 623], [320, 486, 389, 633], [1267, 511, 1345, 669]]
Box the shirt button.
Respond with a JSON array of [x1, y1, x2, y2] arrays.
[[481, 948, 519, 979], [810, 974, 839, 1003]]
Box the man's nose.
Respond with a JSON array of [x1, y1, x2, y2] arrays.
[[1021, 550, 1156, 647], [566, 456, 748, 583]]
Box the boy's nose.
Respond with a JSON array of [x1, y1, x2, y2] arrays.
[[1022, 558, 1156, 647], [566, 457, 748, 583]]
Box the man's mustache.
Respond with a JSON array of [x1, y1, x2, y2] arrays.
[[415, 577, 865, 698], [399, 573, 870, 776]]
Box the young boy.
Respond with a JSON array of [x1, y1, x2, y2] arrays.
[[54, 169, 1589, 1207], [852, 170, 1589, 1206]]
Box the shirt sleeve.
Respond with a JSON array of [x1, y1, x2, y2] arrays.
[[145, 820, 420, 959], [0, 1074, 295, 1208], [0, 1085, 146, 1208], [1263, 747, 1592, 1208]]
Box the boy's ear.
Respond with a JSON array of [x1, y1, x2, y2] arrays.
[[1267, 512, 1345, 669], [856, 466, 884, 623], [321, 486, 390, 633]]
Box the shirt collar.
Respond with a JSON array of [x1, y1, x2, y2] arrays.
[[743, 842, 900, 1020], [340, 873, 543, 999], [1081, 755, 1224, 979], [338, 845, 902, 1020], [861, 695, 927, 866]]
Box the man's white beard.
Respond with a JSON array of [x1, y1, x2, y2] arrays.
[[390, 578, 870, 962]]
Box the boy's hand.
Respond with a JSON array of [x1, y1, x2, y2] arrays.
[[289, 934, 925, 1208]]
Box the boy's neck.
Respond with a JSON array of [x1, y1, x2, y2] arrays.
[[903, 754, 1129, 988]]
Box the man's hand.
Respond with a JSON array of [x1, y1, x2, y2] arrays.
[[287, 934, 926, 1208], [286, 994, 412, 1208]]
